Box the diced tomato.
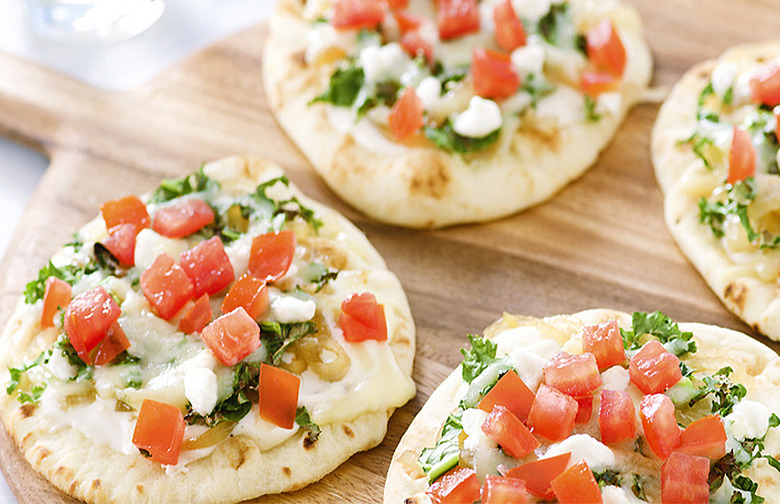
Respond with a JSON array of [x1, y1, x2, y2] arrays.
[[750, 63, 780, 107], [140, 253, 195, 320], [728, 126, 757, 185], [180, 236, 235, 298], [493, 0, 526, 52], [258, 363, 300, 429], [400, 31, 434, 63], [178, 294, 213, 334], [580, 70, 619, 97], [550, 461, 603, 504], [331, 0, 384, 31], [389, 88, 425, 140], [436, 0, 480, 40], [640, 393, 680, 460], [91, 322, 131, 366], [385, 0, 409, 9], [426, 467, 481, 504], [574, 395, 594, 424], [661, 451, 710, 504], [543, 351, 601, 397], [41, 276, 72, 329], [132, 399, 185, 466], [482, 475, 527, 504], [64, 286, 121, 358], [527, 384, 577, 441], [586, 19, 625, 77], [248, 230, 296, 282], [581, 319, 626, 370], [101, 223, 137, 266], [472, 48, 520, 100], [505, 453, 571, 500], [101, 195, 150, 234], [481, 405, 539, 459], [152, 199, 215, 239], [628, 340, 682, 394], [676, 414, 727, 460], [599, 389, 637, 444], [478, 370, 535, 422], [339, 292, 388, 342], [394, 10, 423, 33], [221, 273, 269, 320], [775, 108, 780, 143], [200, 307, 261, 366]]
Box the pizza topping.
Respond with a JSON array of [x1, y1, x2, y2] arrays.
[[493, 0, 526, 52], [550, 460, 603, 503], [101, 195, 151, 234], [481, 474, 527, 504], [40, 276, 72, 329], [140, 253, 196, 320], [132, 399, 186, 465], [64, 286, 122, 361], [451, 96, 503, 138], [152, 198, 215, 239], [258, 363, 300, 429], [331, 0, 385, 31]]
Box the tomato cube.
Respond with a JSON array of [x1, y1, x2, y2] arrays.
[[481, 405, 539, 459], [339, 292, 388, 342], [586, 19, 626, 77], [101, 195, 150, 234], [386, 0, 409, 9], [574, 395, 594, 424], [661, 451, 710, 504], [478, 369, 535, 422], [482, 475, 527, 504], [152, 199, 215, 239], [505, 453, 570, 500], [676, 414, 727, 460], [550, 461, 603, 504], [472, 48, 520, 100], [101, 223, 137, 266], [436, 0, 480, 40], [581, 319, 626, 370], [64, 286, 121, 357], [132, 399, 185, 465], [200, 308, 260, 366], [41, 276, 72, 329], [400, 31, 435, 63], [750, 63, 780, 107], [91, 322, 131, 366], [248, 230, 296, 282], [599, 389, 637, 444], [493, 0, 526, 52], [389, 87, 424, 140], [543, 351, 601, 397], [426, 467, 481, 504], [640, 393, 680, 460], [180, 236, 235, 298], [394, 10, 423, 34], [728, 126, 757, 185], [331, 0, 384, 31], [221, 273, 269, 320], [178, 294, 213, 335], [580, 70, 619, 97], [258, 363, 300, 429], [629, 340, 682, 394], [527, 384, 577, 441], [140, 253, 195, 320]]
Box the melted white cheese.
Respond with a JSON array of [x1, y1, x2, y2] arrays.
[[543, 433, 616, 471], [134, 228, 189, 271], [270, 295, 317, 323], [359, 43, 413, 85], [232, 404, 299, 451], [600, 366, 630, 391], [536, 85, 585, 128], [452, 97, 503, 138]]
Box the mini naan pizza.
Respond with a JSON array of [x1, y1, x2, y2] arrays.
[[0, 156, 416, 503], [264, 0, 653, 228], [385, 309, 780, 503]]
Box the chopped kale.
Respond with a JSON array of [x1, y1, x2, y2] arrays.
[[593, 468, 621, 488], [24, 260, 98, 304], [678, 130, 716, 170], [688, 367, 746, 416], [254, 176, 323, 231], [522, 73, 555, 108], [460, 334, 500, 384], [424, 120, 500, 154], [310, 64, 365, 108], [301, 262, 339, 292], [260, 320, 317, 366], [148, 166, 218, 204], [356, 81, 401, 117], [631, 473, 647, 501], [418, 409, 463, 483], [584, 94, 601, 123], [295, 406, 321, 445], [538, 2, 576, 47], [6, 349, 51, 402], [54, 335, 93, 381], [619, 311, 696, 356]]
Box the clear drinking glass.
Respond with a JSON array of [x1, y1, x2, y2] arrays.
[[23, 0, 165, 44]]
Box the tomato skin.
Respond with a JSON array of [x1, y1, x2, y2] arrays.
[[543, 351, 602, 397], [221, 273, 270, 320], [628, 340, 682, 394], [472, 48, 520, 100], [91, 322, 131, 366], [661, 451, 710, 504], [482, 475, 527, 504], [586, 19, 625, 77], [580, 70, 619, 97], [64, 286, 121, 358], [140, 253, 195, 320], [332, 0, 384, 31], [426, 467, 481, 504], [178, 293, 213, 334], [574, 395, 593, 424], [258, 363, 300, 429], [180, 236, 235, 298], [101, 195, 150, 234], [400, 31, 434, 63], [640, 393, 680, 460], [385, 0, 409, 9], [493, 0, 526, 52], [505, 452, 571, 500], [728, 126, 757, 185], [339, 292, 388, 342], [436, 0, 480, 41], [598, 389, 637, 444], [481, 405, 540, 459], [750, 63, 780, 107], [581, 319, 626, 370], [132, 399, 185, 466], [152, 199, 215, 239], [389, 87, 425, 140], [394, 10, 423, 33], [200, 307, 261, 366], [527, 384, 577, 441], [478, 369, 535, 422], [550, 460, 603, 504], [41, 276, 72, 329], [676, 414, 727, 460], [101, 223, 137, 266], [248, 230, 296, 282]]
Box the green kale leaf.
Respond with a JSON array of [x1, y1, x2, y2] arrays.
[[260, 320, 317, 366], [295, 406, 321, 446], [311, 64, 365, 107], [620, 311, 696, 356], [148, 166, 218, 204], [418, 409, 463, 483], [424, 120, 500, 154]]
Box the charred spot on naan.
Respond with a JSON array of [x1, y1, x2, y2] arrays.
[[724, 280, 749, 312], [407, 154, 451, 200]]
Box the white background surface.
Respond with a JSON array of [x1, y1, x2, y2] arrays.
[[0, 0, 274, 500]]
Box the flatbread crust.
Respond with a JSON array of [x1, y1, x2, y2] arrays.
[[0, 156, 416, 503], [384, 309, 780, 503], [263, 0, 653, 228], [651, 41, 780, 340]]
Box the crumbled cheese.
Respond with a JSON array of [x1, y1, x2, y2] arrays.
[[508, 348, 546, 391], [511, 45, 545, 78], [416, 76, 442, 110], [133, 228, 189, 271], [597, 91, 623, 117], [511, 0, 554, 22], [601, 366, 630, 391], [271, 295, 317, 323], [358, 43, 412, 85], [44, 349, 78, 381], [536, 86, 585, 128], [543, 434, 616, 471], [733, 71, 754, 106], [711, 61, 737, 99], [601, 486, 633, 504], [452, 96, 502, 138], [724, 399, 771, 441], [184, 367, 218, 416]]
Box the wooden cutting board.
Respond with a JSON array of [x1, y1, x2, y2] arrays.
[[1, 0, 780, 502]]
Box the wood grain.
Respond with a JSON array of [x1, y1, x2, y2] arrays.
[[1, 0, 780, 502]]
